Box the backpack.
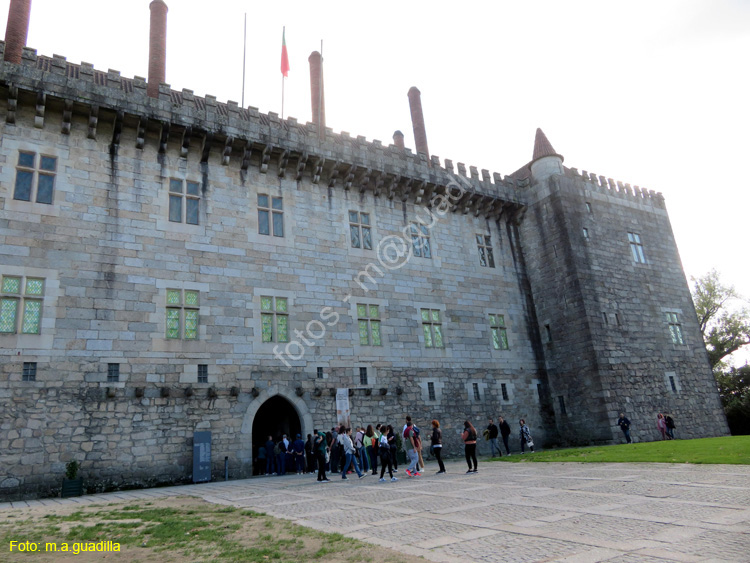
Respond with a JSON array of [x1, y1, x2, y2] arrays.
[[466, 427, 477, 442]]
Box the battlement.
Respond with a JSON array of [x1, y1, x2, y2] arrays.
[[0, 41, 526, 219], [566, 166, 665, 209]]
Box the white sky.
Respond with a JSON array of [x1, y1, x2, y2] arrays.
[[4, 0, 749, 361]]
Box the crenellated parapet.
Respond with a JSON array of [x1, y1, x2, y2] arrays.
[[0, 42, 527, 221], [566, 166, 665, 209]]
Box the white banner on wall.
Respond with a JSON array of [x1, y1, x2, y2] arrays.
[[336, 388, 351, 428]]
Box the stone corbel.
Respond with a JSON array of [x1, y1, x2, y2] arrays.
[[386, 175, 399, 200], [372, 172, 385, 197], [412, 180, 426, 205], [61, 100, 73, 135], [474, 195, 494, 217], [328, 160, 341, 188], [34, 91, 46, 129], [158, 122, 170, 154], [200, 132, 213, 164], [295, 151, 308, 181], [180, 126, 192, 158], [342, 165, 355, 190], [311, 157, 324, 184], [135, 117, 147, 149], [110, 111, 124, 154], [6, 85, 17, 124], [88, 105, 99, 139], [222, 136, 233, 165], [358, 168, 371, 194], [399, 178, 413, 203], [259, 145, 271, 173], [277, 149, 289, 178], [241, 142, 252, 171]]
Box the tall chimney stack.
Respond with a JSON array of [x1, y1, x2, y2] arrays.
[[3, 0, 32, 64], [308, 51, 326, 131], [147, 0, 168, 98], [392, 130, 405, 150], [407, 86, 429, 159]]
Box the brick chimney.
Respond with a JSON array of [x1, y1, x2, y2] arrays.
[[147, 0, 168, 98], [392, 130, 405, 150], [407, 86, 429, 159], [3, 0, 32, 64], [308, 51, 326, 131]]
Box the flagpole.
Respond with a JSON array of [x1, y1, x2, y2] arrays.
[[241, 13, 247, 108], [281, 26, 286, 120]]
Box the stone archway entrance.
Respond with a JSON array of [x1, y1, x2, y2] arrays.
[[252, 395, 302, 452], [240, 386, 314, 476]]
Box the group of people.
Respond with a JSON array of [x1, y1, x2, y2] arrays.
[[255, 415, 538, 481], [616, 412, 677, 444]]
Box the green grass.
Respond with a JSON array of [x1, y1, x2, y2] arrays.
[[492, 436, 750, 464]]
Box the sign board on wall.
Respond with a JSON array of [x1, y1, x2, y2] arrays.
[[193, 431, 211, 483]]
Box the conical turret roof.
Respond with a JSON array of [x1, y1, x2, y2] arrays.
[[532, 128, 564, 163]]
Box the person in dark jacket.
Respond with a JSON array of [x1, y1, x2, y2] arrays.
[[487, 418, 501, 457], [431, 419, 446, 474], [305, 433, 316, 474], [498, 416, 512, 455], [617, 412, 632, 443], [265, 436, 276, 475], [665, 414, 676, 439]]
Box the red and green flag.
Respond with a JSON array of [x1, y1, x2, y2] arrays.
[[281, 27, 290, 77]]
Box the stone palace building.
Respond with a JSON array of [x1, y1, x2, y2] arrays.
[[0, 0, 728, 498]]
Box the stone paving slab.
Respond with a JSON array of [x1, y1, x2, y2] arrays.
[[2, 460, 750, 562]]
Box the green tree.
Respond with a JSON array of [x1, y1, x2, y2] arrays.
[[691, 270, 750, 370], [716, 365, 750, 435]]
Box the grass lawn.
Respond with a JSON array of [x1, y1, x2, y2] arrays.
[[0, 497, 425, 563], [491, 436, 750, 464]]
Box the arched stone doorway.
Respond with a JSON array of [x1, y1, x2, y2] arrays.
[[240, 386, 314, 476]]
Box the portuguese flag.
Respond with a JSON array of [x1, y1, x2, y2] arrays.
[[281, 27, 290, 77]]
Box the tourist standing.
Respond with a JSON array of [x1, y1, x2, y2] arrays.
[[617, 412, 632, 444], [355, 427, 368, 472], [340, 428, 365, 480], [256, 443, 266, 475], [656, 413, 667, 440], [265, 435, 276, 475], [665, 414, 676, 439], [487, 418, 501, 457], [498, 416, 512, 455], [387, 425, 398, 472], [292, 434, 305, 474], [519, 419, 535, 453], [431, 419, 446, 474], [403, 419, 421, 477], [462, 420, 478, 473], [365, 425, 378, 475], [314, 429, 330, 482], [378, 424, 397, 481], [305, 433, 316, 474], [329, 426, 340, 474]]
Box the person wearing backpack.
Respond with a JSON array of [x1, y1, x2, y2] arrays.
[[378, 423, 397, 482], [403, 420, 421, 477], [355, 427, 368, 472], [313, 429, 330, 482], [365, 425, 378, 476], [462, 420, 478, 473], [387, 425, 398, 472], [340, 427, 366, 480]]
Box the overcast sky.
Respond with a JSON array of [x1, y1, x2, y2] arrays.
[[4, 0, 749, 362]]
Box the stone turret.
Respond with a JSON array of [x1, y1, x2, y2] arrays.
[[530, 128, 564, 182]]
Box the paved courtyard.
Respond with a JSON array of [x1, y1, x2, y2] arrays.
[[2, 459, 749, 562]]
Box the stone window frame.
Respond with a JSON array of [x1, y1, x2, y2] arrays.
[[358, 366, 368, 385], [582, 227, 589, 239], [420, 307, 444, 349], [107, 363, 120, 383], [409, 222, 432, 259], [13, 150, 57, 205], [166, 289, 200, 340], [180, 363, 217, 385], [258, 193, 284, 237], [22, 361, 37, 382], [558, 395, 567, 415], [602, 311, 622, 327], [352, 364, 376, 387], [168, 178, 201, 225], [316, 366, 325, 379], [497, 380, 516, 404], [420, 379, 444, 405], [349, 210, 372, 250], [350, 296, 389, 357], [413, 302, 450, 357], [530, 379, 543, 404], [0, 275, 45, 335], [476, 234, 495, 268], [152, 280, 209, 352], [489, 313, 509, 351], [253, 289, 295, 355], [628, 232, 647, 264], [356, 303, 382, 346], [260, 295, 289, 343], [665, 311, 685, 345], [197, 364, 208, 383], [427, 381, 436, 401], [585, 202, 592, 213], [664, 371, 682, 394], [466, 380, 488, 403]]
